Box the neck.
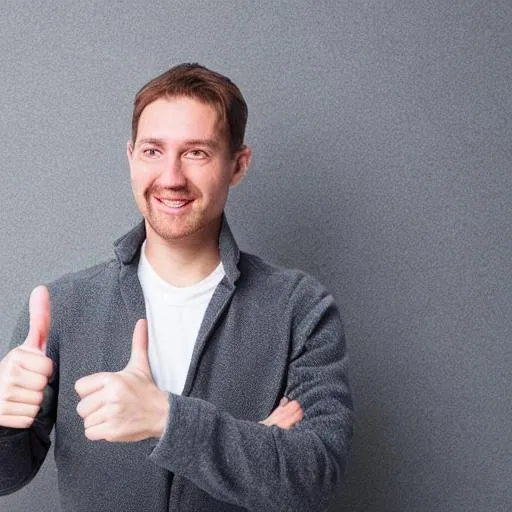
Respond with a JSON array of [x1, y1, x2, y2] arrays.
[[143, 219, 222, 287]]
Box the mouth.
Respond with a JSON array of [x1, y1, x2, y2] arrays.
[[154, 196, 193, 209]]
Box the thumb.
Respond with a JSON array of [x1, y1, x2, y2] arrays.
[[125, 319, 151, 377], [23, 285, 51, 353]]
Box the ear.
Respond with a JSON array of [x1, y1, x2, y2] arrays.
[[229, 145, 252, 187], [126, 140, 134, 163]]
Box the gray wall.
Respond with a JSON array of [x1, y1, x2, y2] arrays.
[[1, 1, 511, 511]]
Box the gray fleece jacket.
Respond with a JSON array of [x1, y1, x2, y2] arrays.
[[0, 215, 353, 512]]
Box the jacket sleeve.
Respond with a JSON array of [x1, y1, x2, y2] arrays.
[[0, 300, 58, 496], [149, 276, 354, 512]]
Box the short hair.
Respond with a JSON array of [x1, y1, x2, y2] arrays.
[[131, 63, 248, 153]]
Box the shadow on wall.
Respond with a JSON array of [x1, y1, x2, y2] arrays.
[[331, 406, 402, 512]]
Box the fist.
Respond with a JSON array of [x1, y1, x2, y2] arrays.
[[0, 286, 54, 429], [75, 319, 170, 442]]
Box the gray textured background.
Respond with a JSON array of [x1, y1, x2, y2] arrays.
[[1, 1, 511, 511]]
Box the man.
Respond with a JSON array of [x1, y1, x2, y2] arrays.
[[0, 63, 353, 511]]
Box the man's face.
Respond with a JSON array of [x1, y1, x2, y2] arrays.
[[127, 96, 250, 244]]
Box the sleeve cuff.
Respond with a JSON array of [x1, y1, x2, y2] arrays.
[[149, 393, 214, 473]]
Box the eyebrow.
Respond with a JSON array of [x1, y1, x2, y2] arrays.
[[135, 137, 220, 150]]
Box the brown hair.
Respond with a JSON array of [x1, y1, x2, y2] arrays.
[[131, 63, 248, 153]]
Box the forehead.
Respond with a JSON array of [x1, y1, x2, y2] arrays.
[[136, 96, 224, 143]]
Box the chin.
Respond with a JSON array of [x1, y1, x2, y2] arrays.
[[145, 214, 204, 242], [151, 222, 200, 241]]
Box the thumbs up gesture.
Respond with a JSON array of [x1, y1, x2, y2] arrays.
[[75, 319, 170, 442], [0, 285, 54, 428]]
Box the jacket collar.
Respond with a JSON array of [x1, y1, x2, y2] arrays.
[[113, 213, 241, 286]]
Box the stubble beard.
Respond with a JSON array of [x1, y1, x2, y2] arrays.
[[142, 187, 204, 242]]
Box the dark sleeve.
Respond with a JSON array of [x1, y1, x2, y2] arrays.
[[149, 277, 354, 512], [0, 299, 58, 496]]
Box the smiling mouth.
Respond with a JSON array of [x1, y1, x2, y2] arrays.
[[155, 197, 192, 209]]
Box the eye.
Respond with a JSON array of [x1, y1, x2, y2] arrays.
[[142, 148, 161, 158], [185, 149, 208, 159]]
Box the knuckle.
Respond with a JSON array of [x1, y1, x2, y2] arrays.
[[47, 365, 55, 379], [27, 405, 39, 417], [41, 361, 53, 378], [18, 417, 34, 428], [33, 391, 44, 405], [2, 386, 17, 402], [75, 379, 87, 397], [5, 372, 19, 388], [38, 374, 49, 389], [110, 402, 124, 418], [107, 379, 125, 399], [292, 402, 304, 414], [1, 361, 19, 381], [7, 348, 22, 363], [85, 428, 102, 441], [12, 350, 32, 369]]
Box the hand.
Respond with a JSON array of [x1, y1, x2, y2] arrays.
[[0, 286, 54, 428], [259, 397, 304, 429], [75, 319, 169, 442]]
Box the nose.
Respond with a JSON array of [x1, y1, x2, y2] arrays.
[[158, 156, 187, 188]]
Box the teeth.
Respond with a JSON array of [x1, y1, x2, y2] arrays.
[[160, 199, 189, 208]]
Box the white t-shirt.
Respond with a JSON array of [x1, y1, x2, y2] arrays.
[[137, 240, 225, 394]]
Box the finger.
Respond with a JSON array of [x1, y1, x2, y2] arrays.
[[260, 407, 286, 426], [84, 422, 141, 443], [75, 373, 110, 399], [0, 415, 36, 429], [11, 368, 49, 391], [260, 400, 304, 428], [0, 400, 40, 418], [284, 400, 302, 411], [76, 393, 104, 419], [24, 286, 51, 353], [82, 406, 109, 430], [2, 387, 44, 406], [280, 402, 304, 429], [282, 400, 304, 418], [12, 349, 54, 378], [260, 399, 291, 426], [126, 319, 151, 375], [270, 400, 295, 419], [84, 422, 110, 441], [273, 410, 302, 430]]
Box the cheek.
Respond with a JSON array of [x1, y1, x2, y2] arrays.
[[130, 177, 152, 207], [130, 167, 156, 190], [200, 175, 230, 201], [208, 164, 235, 190]]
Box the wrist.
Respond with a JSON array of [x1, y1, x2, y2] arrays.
[[152, 391, 170, 439]]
